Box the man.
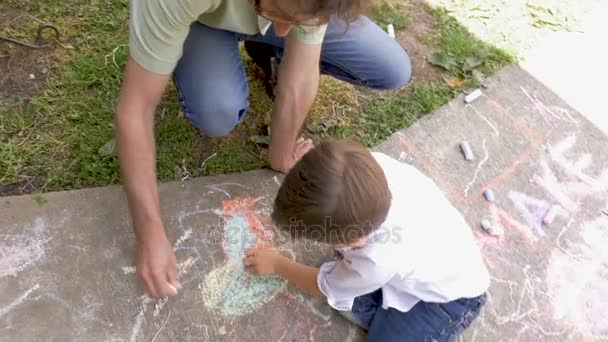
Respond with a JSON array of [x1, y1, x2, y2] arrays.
[[115, 0, 411, 299]]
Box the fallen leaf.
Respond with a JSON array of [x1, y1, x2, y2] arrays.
[[472, 69, 486, 86], [427, 52, 456, 70], [463, 56, 483, 72], [446, 75, 466, 89], [98, 138, 116, 156]]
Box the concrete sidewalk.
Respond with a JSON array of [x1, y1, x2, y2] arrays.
[[1, 65, 607, 341]]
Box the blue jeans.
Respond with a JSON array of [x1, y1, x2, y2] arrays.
[[173, 17, 412, 137], [341, 290, 487, 342]]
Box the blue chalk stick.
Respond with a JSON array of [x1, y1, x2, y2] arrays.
[[483, 189, 495, 202]]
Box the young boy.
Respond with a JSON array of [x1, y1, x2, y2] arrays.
[[243, 140, 490, 341]]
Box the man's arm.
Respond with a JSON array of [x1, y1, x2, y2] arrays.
[[115, 57, 179, 298], [268, 36, 322, 173], [244, 249, 323, 299]]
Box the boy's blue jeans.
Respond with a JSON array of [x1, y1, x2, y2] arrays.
[[340, 290, 487, 342], [173, 16, 411, 137]]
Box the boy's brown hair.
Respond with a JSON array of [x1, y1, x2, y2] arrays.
[[272, 140, 391, 244]]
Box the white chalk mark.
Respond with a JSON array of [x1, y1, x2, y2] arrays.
[[549, 135, 608, 189], [273, 176, 281, 186], [129, 296, 151, 342], [556, 219, 584, 261], [345, 326, 357, 342], [521, 86, 579, 125], [526, 314, 569, 336], [464, 139, 489, 197], [206, 185, 231, 198], [0, 284, 39, 319], [466, 104, 499, 137], [535, 160, 580, 212], [399, 152, 412, 161], [122, 266, 136, 275], [174, 228, 192, 251], [177, 256, 196, 277], [306, 299, 331, 321], [153, 312, 170, 338], [1, 218, 50, 278], [153, 298, 167, 317], [277, 330, 288, 342]]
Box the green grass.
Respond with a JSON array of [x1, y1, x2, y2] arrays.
[[0, 0, 513, 194], [371, 1, 411, 30]]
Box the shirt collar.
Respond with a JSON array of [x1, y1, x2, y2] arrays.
[[257, 16, 272, 35]]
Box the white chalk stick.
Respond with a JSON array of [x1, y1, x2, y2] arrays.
[[464, 89, 482, 104], [387, 24, 395, 39], [542, 206, 559, 225], [481, 219, 504, 237], [483, 189, 495, 202], [460, 141, 474, 161]]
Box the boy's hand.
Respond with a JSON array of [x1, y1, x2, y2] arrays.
[[243, 248, 285, 276]]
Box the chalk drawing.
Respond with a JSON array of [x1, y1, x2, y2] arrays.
[[533, 135, 608, 215], [1, 218, 50, 278], [547, 215, 608, 335], [466, 104, 499, 136], [150, 311, 171, 342], [200, 197, 291, 316], [45, 292, 112, 327], [273, 176, 281, 186], [122, 266, 136, 275], [0, 284, 40, 319], [464, 139, 489, 197], [548, 135, 608, 190], [507, 191, 553, 237], [173, 228, 192, 250], [521, 86, 579, 125], [129, 295, 152, 342]]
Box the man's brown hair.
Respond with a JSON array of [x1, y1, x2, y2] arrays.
[[272, 140, 391, 245]]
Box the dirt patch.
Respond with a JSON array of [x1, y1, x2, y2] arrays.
[[0, 6, 56, 105], [397, 0, 443, 84], [0, 177, 39, 197]]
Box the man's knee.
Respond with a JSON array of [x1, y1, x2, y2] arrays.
[[376, 48, 412, 90], [184, 99, 247, 137]]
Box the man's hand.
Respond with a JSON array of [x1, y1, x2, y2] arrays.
[[136, 226, 181, 298], [267, 35, 321, 174], [243, 248, 287, 276], [116, 58, 175, 298], [270, 137, 314, 173]]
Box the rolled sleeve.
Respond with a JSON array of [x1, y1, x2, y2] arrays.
[[317, 256, 394, 311], [289, 24, 327, 45], [128, 0, 216, 74]]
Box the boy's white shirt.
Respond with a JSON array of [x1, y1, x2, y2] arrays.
[[317, 152, 490, 312]]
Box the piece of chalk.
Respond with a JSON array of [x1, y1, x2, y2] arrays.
[[387, 24, 395, 39], [481, 219, 504, 237], [168, 284, 178, 295], [460, 141, 474, 161], [483, 189, 495, 202], [464, 89, 482, 104], [542, 205, 559, 225]]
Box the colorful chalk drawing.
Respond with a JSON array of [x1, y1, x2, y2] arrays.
[[506, 191, 553, 237], [199, 197, 292, 316]]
